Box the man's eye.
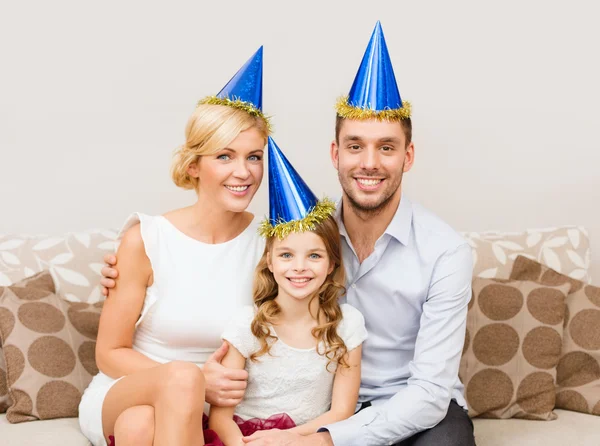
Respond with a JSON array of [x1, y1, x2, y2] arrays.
[[349, 145, 361, 150], [381, 146, 393, 151]]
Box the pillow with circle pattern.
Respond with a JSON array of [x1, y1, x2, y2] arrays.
[[460, 277, 570, 420], [0, 271, 102, 423], [510, 255, 600, 415]]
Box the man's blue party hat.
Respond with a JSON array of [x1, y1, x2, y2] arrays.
[[336, 21, 411, 120]]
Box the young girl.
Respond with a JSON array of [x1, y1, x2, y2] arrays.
[[207, 137, 367, 446]]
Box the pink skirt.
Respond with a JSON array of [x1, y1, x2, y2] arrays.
[[108, 413, 296, 446]]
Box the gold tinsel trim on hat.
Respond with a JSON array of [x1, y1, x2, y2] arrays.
[[259, 199, 336, 240], [335, 96, 412, 120], [198, 96, 272, 132]]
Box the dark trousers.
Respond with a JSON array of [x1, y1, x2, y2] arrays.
[[359, 400, 475, 446]]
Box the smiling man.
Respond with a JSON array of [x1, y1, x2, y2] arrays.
[[243, 21, 475, 446]]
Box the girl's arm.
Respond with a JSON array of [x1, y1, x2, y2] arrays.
[[290, 345, 362, 435], [208, 342, 247, 445], [95, 224, 161, 378]]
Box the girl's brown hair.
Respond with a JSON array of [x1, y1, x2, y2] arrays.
[[250, 215, 349, 369]]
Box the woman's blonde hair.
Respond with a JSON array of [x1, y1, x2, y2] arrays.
[[250, 215, 349, 370], [171, 104, 269, 190]]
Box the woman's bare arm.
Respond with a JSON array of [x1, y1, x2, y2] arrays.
[[95, 224, 160, 378]]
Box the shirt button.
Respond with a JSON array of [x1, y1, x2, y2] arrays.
[[351, 284, 357, 289]]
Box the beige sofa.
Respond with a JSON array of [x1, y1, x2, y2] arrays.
[[2, 408, 600, 446], [1, 226, 600, 445]]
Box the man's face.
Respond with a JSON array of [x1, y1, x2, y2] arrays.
[[331, 118, 414, 214]]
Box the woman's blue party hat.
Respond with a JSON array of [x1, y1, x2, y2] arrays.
[[259, 137, 335, 239], [198, 46, 270, 128], [336, 21, 411, 120]]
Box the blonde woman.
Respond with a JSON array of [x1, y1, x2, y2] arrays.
[[79, 49, 271, 446]]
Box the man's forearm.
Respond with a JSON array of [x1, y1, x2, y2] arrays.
[[307, 431, 334, 446]]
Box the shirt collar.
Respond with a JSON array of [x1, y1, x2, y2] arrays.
[[334, 194, 413, 246], [386, 194, 412, 245]]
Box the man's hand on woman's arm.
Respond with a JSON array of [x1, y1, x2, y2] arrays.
[[100, 253, 118, 296]]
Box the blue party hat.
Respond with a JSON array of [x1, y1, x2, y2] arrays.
[[260, 137, 335, 239], [336, 21, 411, 120], [198, 46, 270, 128]]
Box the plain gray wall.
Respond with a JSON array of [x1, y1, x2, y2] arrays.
[[1, 0, 599, 281]]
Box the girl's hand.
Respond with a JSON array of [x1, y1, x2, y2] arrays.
[[204, 342, 249, 406]]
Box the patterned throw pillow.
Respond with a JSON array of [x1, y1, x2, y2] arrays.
[[0, 353, 8, 413], [0, 230, 118, 302], [0, 230, 115, 413], [460, 277, 570, 420], [510, 255, 600, 415], [463, 226, 591, 283], [0, 271, 103, 423]]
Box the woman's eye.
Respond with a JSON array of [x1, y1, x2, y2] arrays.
[[248, 155, 262, 161], [217, 154, 230, 160]]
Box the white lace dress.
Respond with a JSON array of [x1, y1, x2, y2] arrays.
[[221, 304, 367, 425]]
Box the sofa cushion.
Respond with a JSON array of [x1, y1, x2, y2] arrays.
[[510, 255, 600, 415], [0, 273, 55, 414], [473, 409, 600, 446], [2, 411, 599, 446], [0, 272, 102, 423], [0, 355, 8, 413], [463, 226, 591, 283], [0, 231, 118, 303], [0, 413, 91, 446], [460, 277, 570, 419]]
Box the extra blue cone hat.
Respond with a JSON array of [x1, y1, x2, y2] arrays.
[[198, 46, 270, 129], [336, 21, 411, 120], [259, 137, 335, 239]]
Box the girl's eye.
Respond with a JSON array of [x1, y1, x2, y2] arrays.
[[248, 155, 262, 161], [280, 253, 292, 259], [217, 154, 230, 160], [309, 253, 321, 259]]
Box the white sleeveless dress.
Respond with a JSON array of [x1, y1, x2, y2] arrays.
[[78, 213, 265, 446]]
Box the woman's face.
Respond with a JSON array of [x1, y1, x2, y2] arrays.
[[189, 127, 265, 213]]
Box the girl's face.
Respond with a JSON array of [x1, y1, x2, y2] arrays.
[[188, 127, 265, 213], [268, 231, 334, 303]]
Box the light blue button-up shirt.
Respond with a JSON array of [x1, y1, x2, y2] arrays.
[[323, 195, 473, 446]]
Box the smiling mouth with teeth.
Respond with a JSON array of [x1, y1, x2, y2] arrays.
[[356, 178, 383, 186], [287, 278, 312, 283], [225, 185, 250, 192]]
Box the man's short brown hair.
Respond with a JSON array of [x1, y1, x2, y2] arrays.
[[335, 115, 412, 146]]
